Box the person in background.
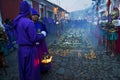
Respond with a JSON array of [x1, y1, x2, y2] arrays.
[[4, 19, 13, 49], [107, 21, 118, 57], [116, 18, 120, 54], [31, 8, 50, 72], [107, 8, 119, 57], [114, 7, 120, 55], [13, 1, 46, 80], [0, 27, 9, 75]]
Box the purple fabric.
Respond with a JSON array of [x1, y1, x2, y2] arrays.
[[31, 8, 39, 16], [19, 1, 31, 16], [34, 21, 48, 58], [13, 17, 44, 80], [34, 21, 50, 72], [14, 17, 44, 45], [36, 40, 48, 59], [4, 24, 12, 45], [13, 1, 45, 80], [18, 46, 40, 80]]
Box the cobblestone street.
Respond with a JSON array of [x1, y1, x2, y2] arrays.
[[1, 0, 120, 80], [42, 28, 120, 80], [1, 28, 120, 80]]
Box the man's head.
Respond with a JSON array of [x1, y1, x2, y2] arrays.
[[31, 8, 39, 22]]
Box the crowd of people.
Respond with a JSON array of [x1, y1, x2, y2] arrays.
[[98, 7, 120, 57]]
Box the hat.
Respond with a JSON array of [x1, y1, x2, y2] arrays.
[[31, 8, 39, 16], [13, 1, 31, 29], [19, 1, 31, 16]]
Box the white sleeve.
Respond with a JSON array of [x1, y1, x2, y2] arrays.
[[41, 31, 46, 37]]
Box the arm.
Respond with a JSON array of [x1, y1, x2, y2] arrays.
[[27, 22, 45, 43], [41, 22, 48, 36]]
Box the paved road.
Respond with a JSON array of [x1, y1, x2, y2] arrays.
[[42, 28, 120, 80], [1, 28, 120, 80]]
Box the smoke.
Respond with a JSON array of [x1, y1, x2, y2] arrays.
[[65, 9, 100, 49]]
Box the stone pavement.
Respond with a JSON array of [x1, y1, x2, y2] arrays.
[[0, 49, 19, 80], [42, 28, 120, 80], [1, 28, 120, 80]]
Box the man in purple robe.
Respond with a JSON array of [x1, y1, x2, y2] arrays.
[[13, 1, 46, 80], [31, 8, 51, 72]]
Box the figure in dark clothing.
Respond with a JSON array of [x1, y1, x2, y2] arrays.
[[0, 27, 9, 75]]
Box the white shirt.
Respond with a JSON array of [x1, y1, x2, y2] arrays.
[[112, 19, 120, 26]]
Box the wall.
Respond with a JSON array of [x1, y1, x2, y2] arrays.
[[0, 0, 21, 20]]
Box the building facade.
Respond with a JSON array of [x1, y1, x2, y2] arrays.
[[0, 0, 68, 22], [0, 0, 21, 21]]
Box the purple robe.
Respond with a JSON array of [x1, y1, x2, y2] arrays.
[[34, 21, 50, 72], [13, 16, 44, 80], [34, 21, 48, 55], [31, 8, 50, 72], [13, 1, 44, 80]]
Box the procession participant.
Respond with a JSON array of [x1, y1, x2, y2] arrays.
[[4, 19, 13, 50], [108, 8, 119, 57], [13, 1, 46, 80], [113, 7, 120, 54], [107, 21, 118, 57], [31, 8, 50, 72]]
